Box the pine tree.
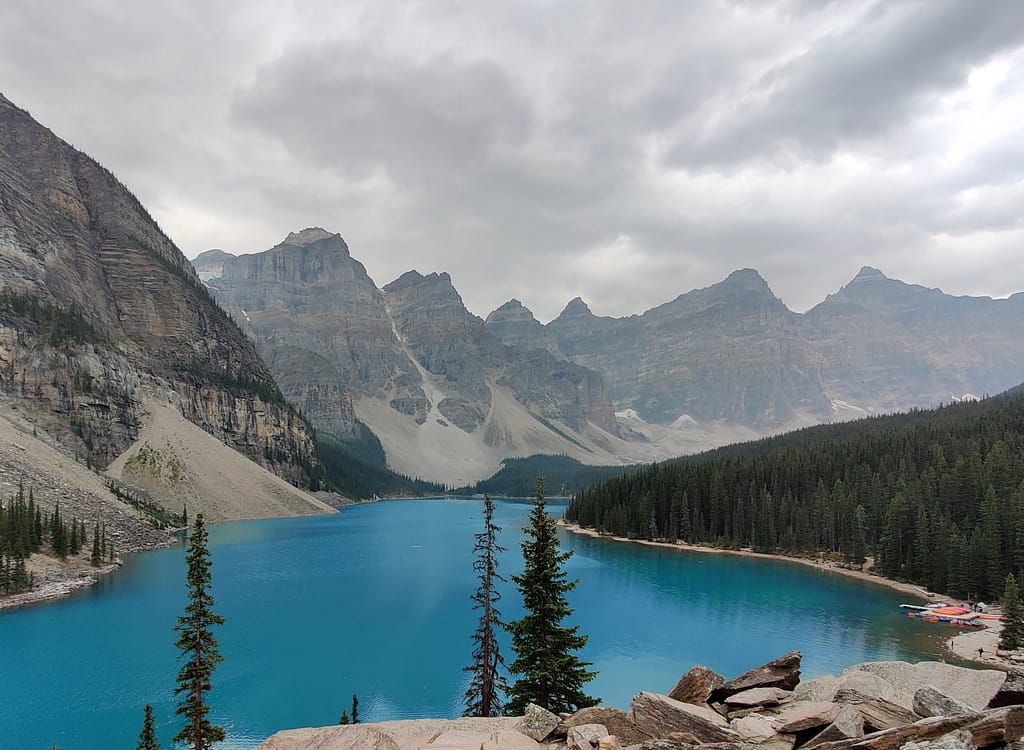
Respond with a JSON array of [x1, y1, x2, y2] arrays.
[[463, 494, 509, 717], [350, 693, 359, 724], [91, 522, 102, 566], [338, 710, 350, 725], [136, 703, 160, 750], [173, 514, 226, 749], [505, 477, 597, 715], [1001, 573, 1024, 651]]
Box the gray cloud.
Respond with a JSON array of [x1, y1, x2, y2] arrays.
[[1, 0, 1022, 321]]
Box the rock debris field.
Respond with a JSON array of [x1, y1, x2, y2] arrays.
[[258, 651, 1024, 750]]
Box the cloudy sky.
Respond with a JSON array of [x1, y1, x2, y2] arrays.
[[2, 0, 1022, 321]]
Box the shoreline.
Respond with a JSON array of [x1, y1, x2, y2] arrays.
[[0, 559, 135, 611], [558, 520, 1010, 670]]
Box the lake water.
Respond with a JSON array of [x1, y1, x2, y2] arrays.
[[1, 497, 946, 750]]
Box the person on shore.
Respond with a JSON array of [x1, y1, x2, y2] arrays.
[[978, 647, 984, 658]]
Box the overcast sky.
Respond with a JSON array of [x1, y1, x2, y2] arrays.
[[2, 0, 1023, 321]]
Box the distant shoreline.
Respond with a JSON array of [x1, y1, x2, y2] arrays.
[[558, 520, 1012, 670], [557, 519, 938, 599]]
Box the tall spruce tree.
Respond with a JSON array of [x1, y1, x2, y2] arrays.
[[505, 478, 597, 715], [173, 514, 226, 749], [463, 494, 509, 717], [1001, 573, 1024, 651], [136, 703, 160, 750]]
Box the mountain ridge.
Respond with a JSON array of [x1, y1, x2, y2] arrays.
[[197, 229, 630, 485]]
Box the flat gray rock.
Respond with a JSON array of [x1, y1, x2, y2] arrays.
[[629, 691, 737, 744], [772, 701, 840, 733], [794, 675, 837, 703], [566, 723, 608, 750], [802, 704, 864, 749], [833, 669, 912, 710], [901, 728, 976, 750], [724, 687, 792, 708], [563, 706, 650, 746], [516, 703, 561, 741], [913, 685, 973, 718], [845, 661, 1006, 712], [481, 730, 543, 750]]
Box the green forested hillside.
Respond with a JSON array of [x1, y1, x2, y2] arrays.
[[465, 455, 630, 497], [566, 390, 1024, 600], [315, 431, 444, 499]]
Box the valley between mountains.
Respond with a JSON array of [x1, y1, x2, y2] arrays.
[[2, 88, 1024, 603], [194, 228, 1024, 486]]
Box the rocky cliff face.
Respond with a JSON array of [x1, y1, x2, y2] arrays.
[[0, 93, 316, 485], [537, 270, 831, 427], [200, 231, 626, 484], [805, 266, 1024, 413], [489, 267, 1024, 437], [484, 299, 564, 357]]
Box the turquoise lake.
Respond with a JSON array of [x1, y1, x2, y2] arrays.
[[1, 497, 947, 750]]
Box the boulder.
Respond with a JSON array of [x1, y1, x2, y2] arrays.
[[421, 729, 492, 749], [802, 705, 864, 749], [625, 743, 749, 750], [843, 661, 1005, 712], [563, 706, 651, 746], [832, 669, 912, 709], [481, 730, 543, 750], [516, 703, 560, 742], [259, 725, 400, 750], [709, 651, 802, 703], [730, 713, 780, 741], [668, 665, 725, 705], [912, 685, 973, 718], [567, 723, 609, 750], [804, 707, 1024, 750], [724, 687, 792, 708], [794, 675, 837, 703], [846, 697, 918, 732], [901, 728, 976, 750], [629, 691, 737, 744], [772, 701, 840, 733], [987, 667, 1024, 708]]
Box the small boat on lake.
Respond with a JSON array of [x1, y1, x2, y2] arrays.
[[901, 604, 985, 628]]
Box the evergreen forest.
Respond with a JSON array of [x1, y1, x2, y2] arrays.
[[566, 387, 1024, 601], [465, 455, 628, 498], [0, 483, 108, 595]]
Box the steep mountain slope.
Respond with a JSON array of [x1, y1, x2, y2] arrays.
[[0, 93, 318, 498], [489, 268, 1024, 441], [535, 270, 830, 427], [805, 266, 1024, 412], [200, 230, 632, 484]]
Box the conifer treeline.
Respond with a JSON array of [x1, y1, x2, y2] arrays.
[[566, 390, 1024, 601], [1, 483, 113, 595]]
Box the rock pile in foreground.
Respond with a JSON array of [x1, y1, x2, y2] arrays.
[[257, 653, 1024, 750]]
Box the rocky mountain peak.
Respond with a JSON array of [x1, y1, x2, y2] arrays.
[[485, 298, 564, 358], [486, 298, 536, 324], [851, 265, 888, 283], [385, 270, 453, 293], [282, 227, 338, 246], [723, 267, 770, 288], [558, 297, 594, 319], [0, 94, 317, 484]]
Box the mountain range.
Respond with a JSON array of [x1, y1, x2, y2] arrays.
[[0, 93, 328, 524], [3, 89, 1023, 500], [195, 232, 1024, 485]]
